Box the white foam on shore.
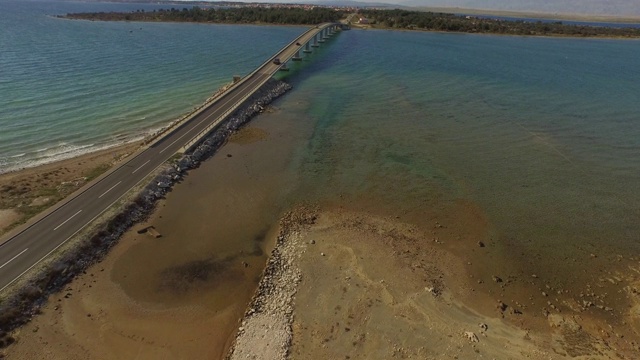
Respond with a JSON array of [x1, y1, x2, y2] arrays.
[[0, 137, 144, 175], [0, 84, 229, 176]]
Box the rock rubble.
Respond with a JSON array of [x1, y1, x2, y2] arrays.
[[0, 79, 293, 340], [227, 205, 317, 360]]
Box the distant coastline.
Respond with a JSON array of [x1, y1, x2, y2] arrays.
[[417, 6, 640, 24], [61, 6, 640, 38]]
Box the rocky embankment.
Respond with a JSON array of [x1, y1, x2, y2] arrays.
[[227, 205, 317, 360], [0, 79, 292, 347]]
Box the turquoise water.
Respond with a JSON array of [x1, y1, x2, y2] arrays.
[[0, 0, 305, 171], [2, 1, 640, 280], [274, 29, 640, 276]]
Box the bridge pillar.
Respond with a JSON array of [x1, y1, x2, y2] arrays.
[[279, 61, 289, 71], [318, 29, 326, 43], [323, 28, 330, 40], [292, 49, 302, 61], [303, 42, 312, 53], [312, 34, 320, 47]]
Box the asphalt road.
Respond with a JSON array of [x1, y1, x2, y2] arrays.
[[0, 23, 338, 292]]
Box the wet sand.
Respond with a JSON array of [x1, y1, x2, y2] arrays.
[[2, 105, 310, 358], [229, 202, 640, 359], [2, 99, 640, 359], [0, 143, 140, 238]]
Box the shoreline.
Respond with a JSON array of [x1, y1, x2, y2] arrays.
[[0, 79, 292, 337], [0, 142, 140, 238], [418, 7, 640, 23], [228, 204, 640, 359], [351, 23, 640, 40], [0, 81, 235, 177], [1, 79, 298, 359], [2, 75, 640, 357], [0, 79, 238, 236]]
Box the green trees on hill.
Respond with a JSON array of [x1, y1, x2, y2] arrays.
[[62, 7, 640, 38], [64, 7, 344, 25], [358, 9, 640, 37]]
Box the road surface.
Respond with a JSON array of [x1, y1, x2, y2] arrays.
[[0, 23, 338, 292]]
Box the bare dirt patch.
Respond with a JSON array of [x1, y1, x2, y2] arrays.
[[289, 210, 552, 359], [0, 209, 19, 233], [158, 257, 234, 295], [0, 143, 139, 237], [228, 126, 269, 145], [230, 206, 640, 359]]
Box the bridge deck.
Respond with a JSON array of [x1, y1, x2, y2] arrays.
[[0, 23, 339, 293]]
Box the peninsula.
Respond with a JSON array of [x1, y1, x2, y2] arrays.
[[61, 5, 640, 38]]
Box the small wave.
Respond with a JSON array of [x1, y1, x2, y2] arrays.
[[0, 140, 139, 175], [9, 153, 26, 158]]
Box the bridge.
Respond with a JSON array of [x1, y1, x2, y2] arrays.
[[0, 23, 342, 293]]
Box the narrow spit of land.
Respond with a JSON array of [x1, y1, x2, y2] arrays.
[[61, 6, 640, 38]]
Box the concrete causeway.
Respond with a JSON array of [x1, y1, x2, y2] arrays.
[[0, 23, 342, 293]]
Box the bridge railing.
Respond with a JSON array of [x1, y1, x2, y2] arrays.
[[178, 23, 338, 153]]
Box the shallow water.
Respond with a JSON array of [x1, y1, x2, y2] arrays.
[[274, 29, 640, 283], [0, 0, 306, 171], [4, 0, 640, 337]]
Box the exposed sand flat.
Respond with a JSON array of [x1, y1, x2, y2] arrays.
[[2, 103, 304, 359], [1, 133, 275, 359], [2, 230, 247, 359], [230, 207, 640, 359], [0, 143, 139, 239]]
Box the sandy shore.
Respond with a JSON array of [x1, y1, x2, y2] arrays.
[[1, 93, 303, 358], [2, 81, 640, 359], [4, 129, 640, 359], [228, 205, 640, 359]]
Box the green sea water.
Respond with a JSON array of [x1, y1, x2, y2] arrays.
[[2, 0, 640, 293], [272, 29, 640, 281], [0, 0, 306, 171]]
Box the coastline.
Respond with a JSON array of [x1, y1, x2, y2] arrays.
[[416, 7, 640, 23], [229, 204, 640, 358], [0, 142, 140, 237], [0, 78, 238, 238], [0, 80, 299, 358], [2, 9, 639, 359], [3, 76, 640, 358], [0, 79, 294, 356], [350, 22, 640, 40]]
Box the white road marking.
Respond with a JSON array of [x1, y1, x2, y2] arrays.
[[53, 210, 82, 231], [0, 28, 331, 292], [158, 74, 266, 154], [132, 160, 150, 174], [0, 248, 28, 270], [98, 181, 122, 199], [159, 129, 194, 154]]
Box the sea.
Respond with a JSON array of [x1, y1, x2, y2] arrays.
[[2, 0, 640, 285]]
